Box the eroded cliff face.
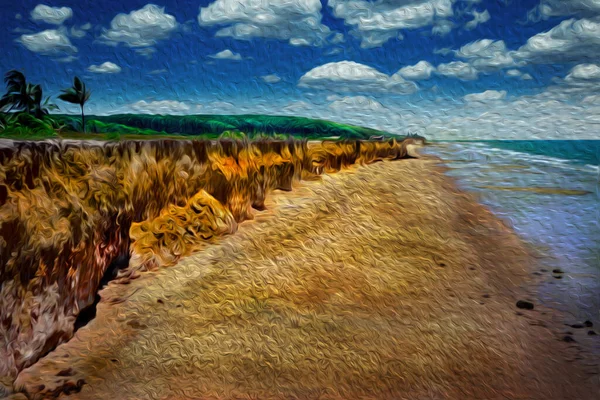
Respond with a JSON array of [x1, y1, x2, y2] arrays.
[[0, 137, 417, 378]]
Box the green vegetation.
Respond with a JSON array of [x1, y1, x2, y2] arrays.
[[57, 77, 91, 133], [50, 114, 388, 140], [1, 69, 427, 142]]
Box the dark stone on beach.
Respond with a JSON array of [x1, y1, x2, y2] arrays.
[[540, 268, 548, 272], [438, 262, 446, 267], [516, 300, 534, 310], [57, 368, 73, 377], [570, 323, 584, 329], [562, 335, 576, 343], [157, 299, 164, 304], [553, 274, 563, 279], [588, 330, 597, 336], [584, 320, 593, 327], [552, 268, 564, 274], [482, 294, 490, 298]]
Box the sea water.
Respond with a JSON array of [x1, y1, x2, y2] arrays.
[[424, 141, 600, 327]]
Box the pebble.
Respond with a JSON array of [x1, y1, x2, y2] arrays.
[[584, 320, 593, 328], [562, 335, 576, 343], [588, 331, 597, 336], [516, 300, 534, 310]]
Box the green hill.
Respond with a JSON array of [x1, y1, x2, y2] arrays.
[[50, 114, 389, 140]]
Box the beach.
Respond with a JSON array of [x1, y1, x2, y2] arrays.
[[11, 155, 599, 400]]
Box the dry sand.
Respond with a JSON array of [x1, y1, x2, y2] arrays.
[[12, 157, 599, 399]]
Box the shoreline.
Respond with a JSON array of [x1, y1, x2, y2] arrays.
[[10, 156, 599, 399]]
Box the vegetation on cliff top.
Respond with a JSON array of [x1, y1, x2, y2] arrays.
[[0, 69, 428, 141]]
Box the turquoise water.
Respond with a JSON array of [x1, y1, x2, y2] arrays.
[[424, 141, 599, 327]]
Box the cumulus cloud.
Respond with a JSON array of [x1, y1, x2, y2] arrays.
[[70, 24, 91, 39], [455, 39, 517, 71], [465, 9, 490, 30], [87, 62, 122, 74], [209, 49, 243, 60], [298, 61, 418, 94], [261, 74, 281, 83], [424, 86, 600, 140], [464, 90, 507, 103], [529, 0, 600, 20], [432, 20, 454, 36], [329, 96, 387, 112], [100, 4, 178, 50], [437, 61, 479, 80], [30, 5, 72, 25], [17, 29, 77, 55], [199, 0, 337, 46], [514, 18, 600, 64], [128, 100, 191, 115], [565, 63, 600, 82], [328, 0, 456, 48], [505, 69, 533, 80], [396, 61, 435, 81]]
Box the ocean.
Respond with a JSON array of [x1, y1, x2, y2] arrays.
[[424, 141, 600, 327]]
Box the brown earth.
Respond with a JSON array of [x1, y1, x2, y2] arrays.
[[11, 157, 599, 399]]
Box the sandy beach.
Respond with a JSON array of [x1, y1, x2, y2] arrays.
[[11, 156, 599, 400]]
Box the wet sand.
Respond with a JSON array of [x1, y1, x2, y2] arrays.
[[12, 157, 599, 399]]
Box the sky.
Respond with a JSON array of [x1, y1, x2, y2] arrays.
[[1, 0, 600, 139]]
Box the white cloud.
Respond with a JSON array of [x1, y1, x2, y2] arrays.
[[514, 18, 600, 63], [424, 86, 600, 140], [328, 0, 456, 48], [70, 26, 88, 39], [87, 62, 122, 74], [530, 0, 600, 19], [135, 48, 157, 59], [299, 61, 418, 94], [101, 4, 178, 49], [209, 49, 243, 60], [397, 61, 435, 81], [17, 29, 77, 55], [464, 90, 507, 103], [432, 20, 454, 36], [282, 100, 315, 114], [261, 74, 281, 83], [56, 55, 78, 63], [329, 96, 387, 112], [565, 63, 600, 82], [505, 69, 533, 80], [30, 5, 73, 25], [582, 94, 600, 105], [199, 0, 337, 46], [437, 61, 479, 80], [455, 39, 517, 71], [128, 100, 191, 115], [465, 9, 490, 30]]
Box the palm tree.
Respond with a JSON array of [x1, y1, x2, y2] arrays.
[[58, 77, 91, 133], [0, 70, 41, 115]]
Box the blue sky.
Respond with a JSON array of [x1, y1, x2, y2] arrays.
[[2, 0, 600, 139]]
